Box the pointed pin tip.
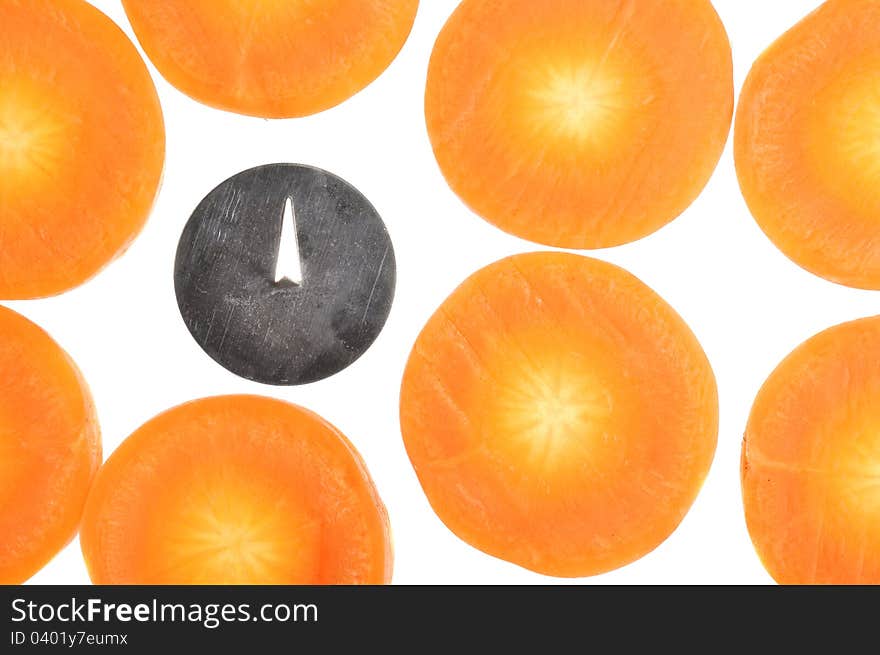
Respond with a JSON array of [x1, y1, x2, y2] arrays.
[[275, 196, 303, 285]]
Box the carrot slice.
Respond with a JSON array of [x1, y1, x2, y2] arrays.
[[0, 306, 100, 584], [80, 396, 391, 585], [735, 0, 880, 289], [743, 316, 880, 584], [399, 253, 718, 577], [0, 0, 165, 299], [425, 0, 733, 249], [121, 0, 420, 118]]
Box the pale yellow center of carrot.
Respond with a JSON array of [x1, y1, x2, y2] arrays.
[[810, 68, 880, 209], [156, 475, 319, 584], [836, 81, 880, 178], [834, 424, 880, 514], [526, 63, 625, 144], [492, 355, 612, 471], [0, 90, 66, 184]]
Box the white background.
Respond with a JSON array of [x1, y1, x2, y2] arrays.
[[16, 0, 876, 585]]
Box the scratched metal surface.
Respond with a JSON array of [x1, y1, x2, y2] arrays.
[[174, 164, 396, 385]]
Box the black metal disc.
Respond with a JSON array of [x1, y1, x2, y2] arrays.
[[174, 164, 396, 385]]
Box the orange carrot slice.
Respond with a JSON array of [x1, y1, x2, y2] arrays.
[[81, 396, 391, 584], [743, 316, 880, 584], [399, 253, 718, 577], [121, 0, 420, 118], [0, 306, 100, 584], [425, 0, 733, 249], [0, 0, 165, 299], [735, 0, 880, 289]]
